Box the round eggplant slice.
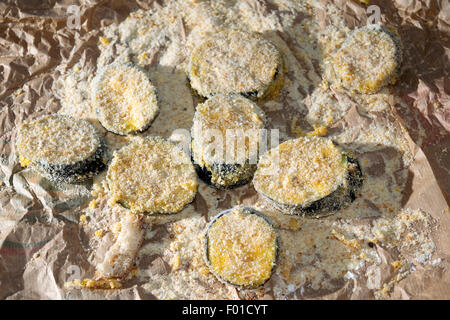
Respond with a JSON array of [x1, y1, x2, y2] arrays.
[[191, 94, 266, 189], [187, 29, 284, 101], [253, 137, 362, 217], [92, 62, 159, 135], [106, 137, 198, 214], [333, 25, 402, 94], [16, 114, 107, 184], [204, 206, 279, 289]]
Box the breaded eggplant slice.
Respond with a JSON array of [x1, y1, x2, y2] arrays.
[[106, 137, 198, 214], [205, 206, 279, 289], [187, 29, 284, 101], [333, 25, 402, 94], [253, 137, 362, 217], [191, 94, 266, 189], [92, 62, 159, 135], [16, 115, 107, 184]]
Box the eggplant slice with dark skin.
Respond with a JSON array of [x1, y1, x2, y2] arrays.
[[16, 114, 108, 184]]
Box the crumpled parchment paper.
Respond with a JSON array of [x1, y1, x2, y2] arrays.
[[0, 0, 449, 300]]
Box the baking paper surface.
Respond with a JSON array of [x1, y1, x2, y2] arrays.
[[0, 0, 449, 300]]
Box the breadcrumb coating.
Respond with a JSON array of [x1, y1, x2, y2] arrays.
[[188, 29, 283, 100], [107, 137, 198, 214], [254, 137, 348, 207], [92, 63, 159, 135], [191, 94, 266, 188], [16, 115, 100, 165], [333, 25, 402, 94], [205, 207, 278, 288]]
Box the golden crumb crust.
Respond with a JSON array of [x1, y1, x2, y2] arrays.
[[92, 63, 159, 135], [16, 114, 107, 183], [333, 25, 402, 94], [188, 29, 283, 100], [106, 137, 198, 214], [253, 137, 348, 207], [205, 207, 278, 288], [16, 114, 101, 165], [191, 94, 266, 188]]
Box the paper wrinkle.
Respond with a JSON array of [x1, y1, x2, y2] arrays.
[[0, 0, 449, 299]]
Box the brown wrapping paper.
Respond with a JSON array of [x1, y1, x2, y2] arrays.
[[0, 0, 449, 299]]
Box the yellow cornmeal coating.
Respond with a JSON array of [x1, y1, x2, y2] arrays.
[[253, 137, 348, 207], [16, 115, 101, 165], [92, 63, 159, 135], [65, 279, 121, 290], [191, 94, 265, 188], [191, 94, 265, 167], [333, 26, 401, 94], [206, 207, 278, 288], [107, 137, 198, 214], [188, 29, 283, 100]]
